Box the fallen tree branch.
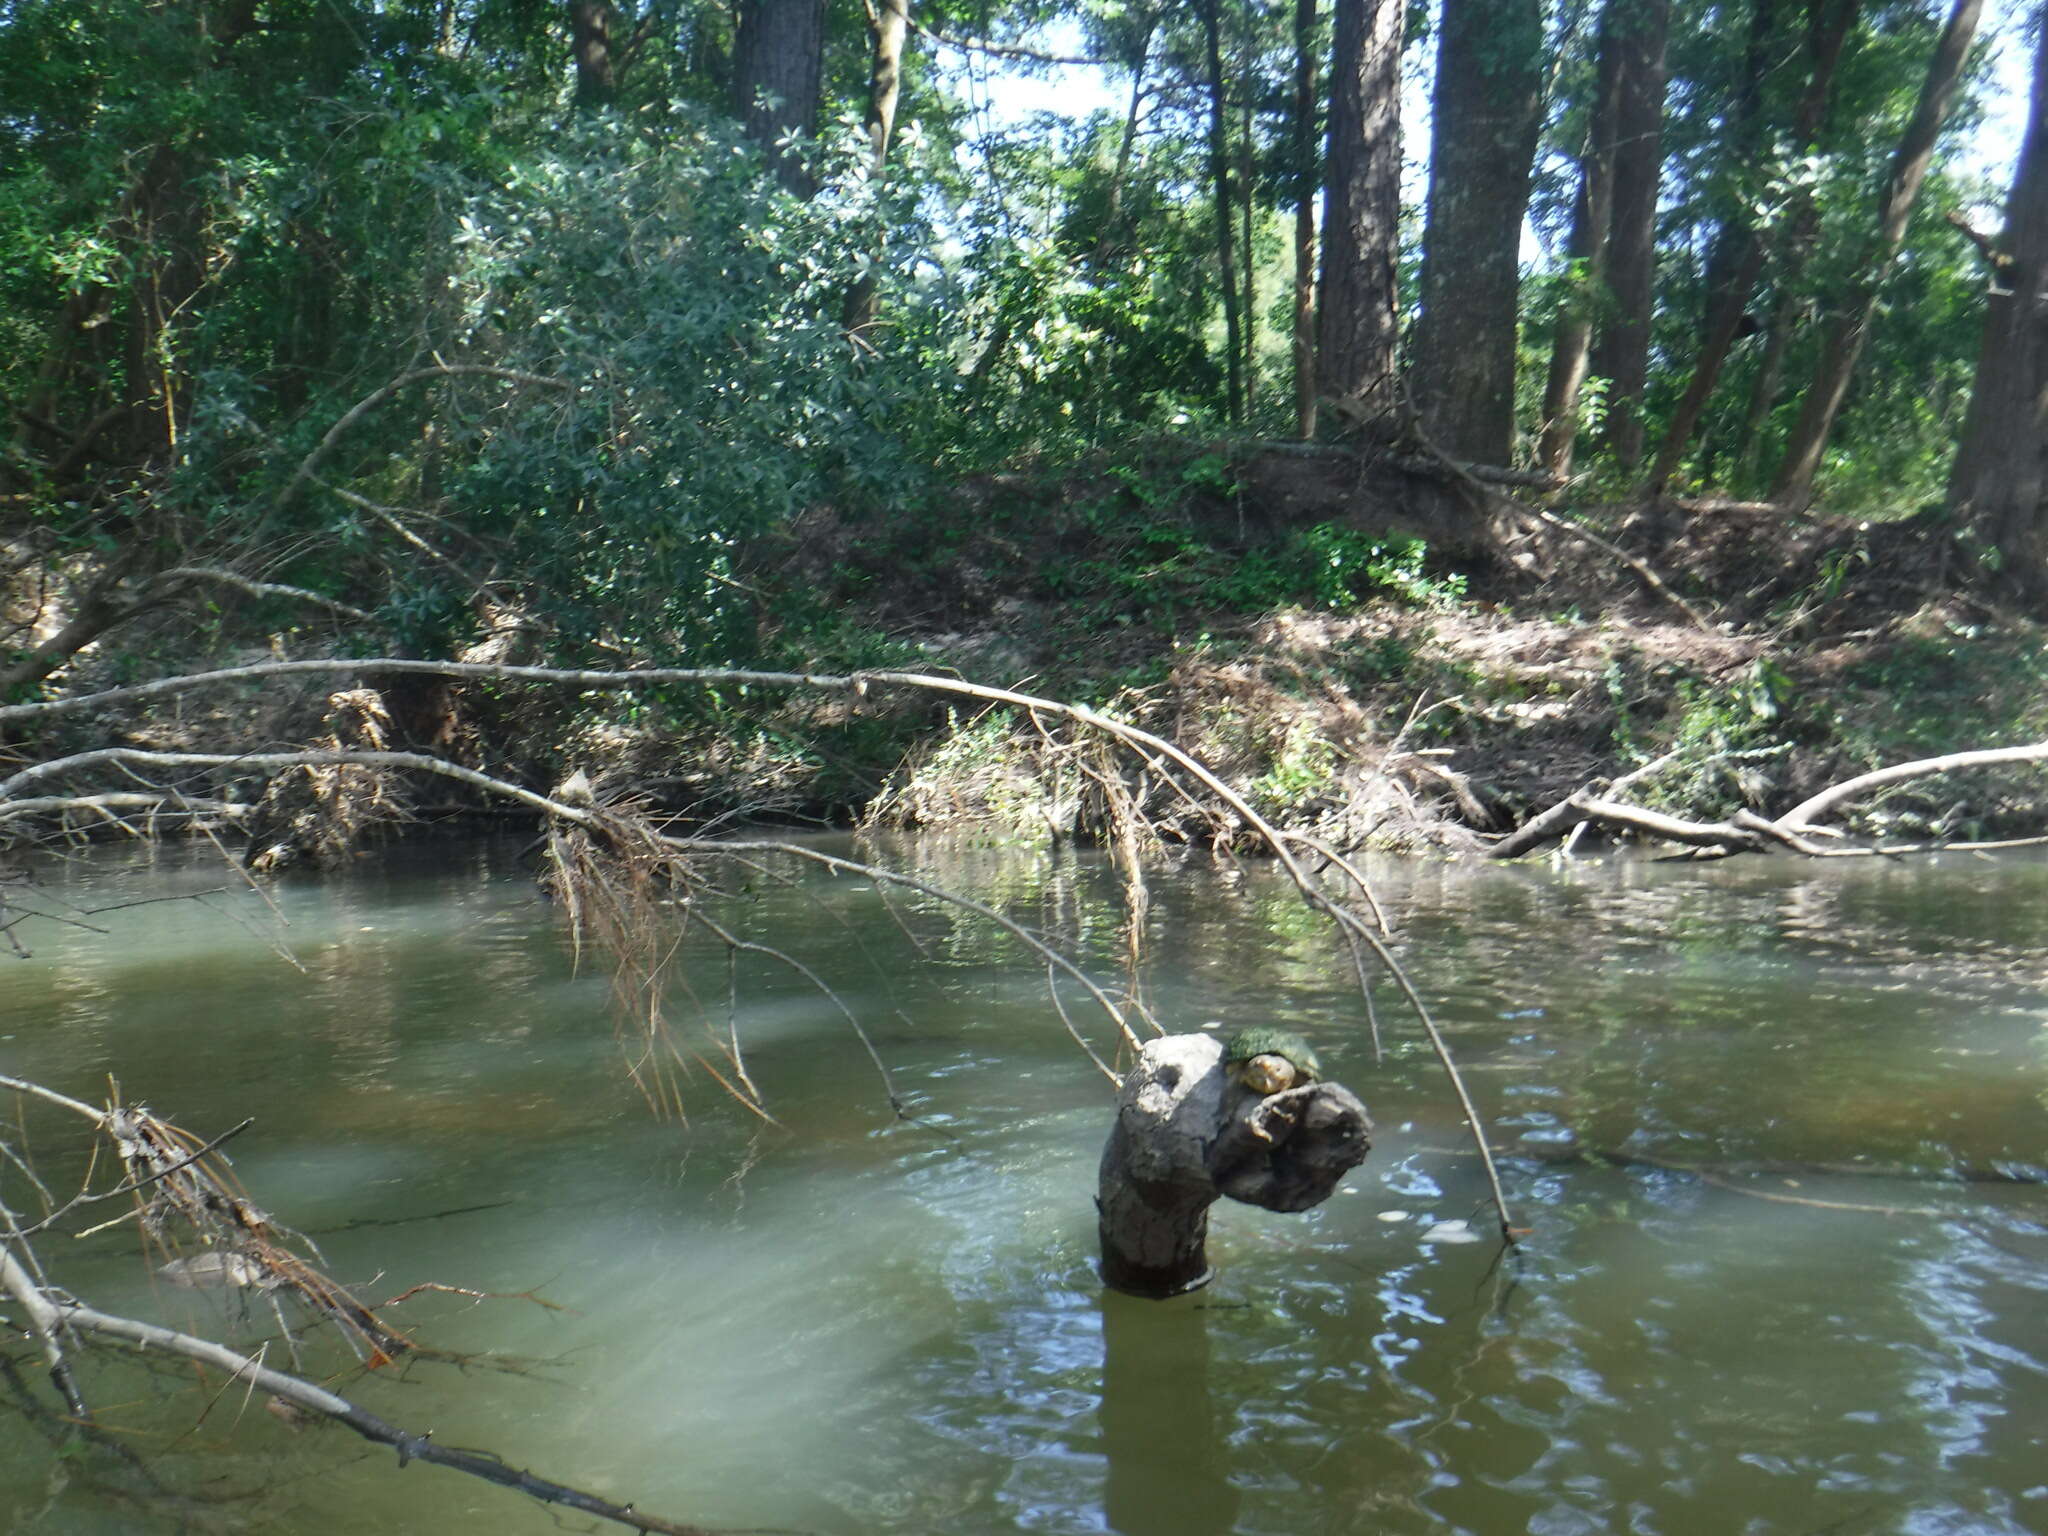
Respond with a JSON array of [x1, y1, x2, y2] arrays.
[[0, 1245, 711, 1536], [1516, 505, 1712, 628], [1380, 452, 1565, 492], [150, 567, 375, 623], [1487, 791, 1596, 861], [1369, 409, 1707, 627], [698, 839, 1138, 1075], [0, 748, 596, 826], [277, 365, 574, 511], [1493, 739, 2048, 858], [0, 1077, 408, 1358], [0, 657, 1522, 1244], [1778, 741, 2048, 829]]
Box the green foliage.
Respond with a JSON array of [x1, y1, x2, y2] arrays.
[[426, 113, 922, 657], [143, 103, 937, 663], [0, 0, 2027, 710], [1039, 495, 1465, 629]]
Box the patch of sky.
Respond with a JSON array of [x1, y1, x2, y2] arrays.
[[957, 2, 2033, 267]]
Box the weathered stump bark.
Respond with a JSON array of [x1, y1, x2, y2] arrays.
[[1097, 1034, 1372, 1298]]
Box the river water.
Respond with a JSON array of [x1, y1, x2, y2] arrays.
[[0, 837, 2043, 1535]]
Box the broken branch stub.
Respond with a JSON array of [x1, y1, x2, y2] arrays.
[[1097, 1034, 1371, 1298]]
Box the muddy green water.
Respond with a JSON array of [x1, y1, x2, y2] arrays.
[[1, 839, 2044, 1535]]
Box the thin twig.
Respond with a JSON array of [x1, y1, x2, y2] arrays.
[[694, 910, 904, 1118], [699, 840, 1129, 1078]]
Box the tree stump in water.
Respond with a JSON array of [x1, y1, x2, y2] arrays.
[[1097, 1033, 1372, 1298]]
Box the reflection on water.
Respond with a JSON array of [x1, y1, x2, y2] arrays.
[[0, 839, 2045, 1534]]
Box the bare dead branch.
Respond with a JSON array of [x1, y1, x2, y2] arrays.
[[0, 658, 859, 728], [1517, 504, 1712, 628], [699, 839, 1133, 1078], [1, 749, 597, 827], [906, 13, 1113, 66], [0, 1246, 712, 1536], [0, 1080, 407, 1360], [1945, 207, 2013, 274], [0, 656, 1520, 1240], [1778, 741, 2048, 829], [277, 366, 574, 511], [1493, 739, 2048, 860], [150, 567, 375, 623], [692, 909, 903, 1116], [9, 1118, 254, 1237]]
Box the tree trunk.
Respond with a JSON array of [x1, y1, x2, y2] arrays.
[[1291, 0, 1320, 438], [1409, 0, 1546, 465], [1093, 20, 1156, 265], [1770, 0, 1983, 508], [845, 0, 910, 334], [1586, 0, 1670, 468], [1198, 0, 1245, 423], [0, 574, 149, 705], [732, 0, 826, 195], [1314, 0, 1403, 418], [1539, 3, 1627, 477], [1645, 0, 1858, 494], [1947, 11, 2048, 597], [117, 145, 207, 460], [1732, 287, 1801, 480], [1239, 25, 1259, 418], [570, 0, 616, 109], [1097, 1035, 1371, 1298], [1236, 25, 1253, 421]]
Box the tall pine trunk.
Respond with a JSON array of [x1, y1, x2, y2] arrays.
[[1315, 0, 1403, 417], [1409, 0, 1546, 465], [733, 0, 826, 195], [1291, 0, 1319, 437], [1586, 0, 1670, 469], [1769, 0, 1982, 508], [1947, 11, 2048, 597]]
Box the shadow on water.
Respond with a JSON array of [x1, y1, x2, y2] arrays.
[[1100, 1293, 1241, 1536]]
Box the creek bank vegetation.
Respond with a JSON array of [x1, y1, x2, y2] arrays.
[[6, 0, 2048, 1521]]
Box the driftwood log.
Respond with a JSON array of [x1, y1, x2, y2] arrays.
[[1097, 1034, 1372, 1297], [1491, 739, 2048, 860]]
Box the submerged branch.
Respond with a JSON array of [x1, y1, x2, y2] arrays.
[[0, 1246, 711, 1536]]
